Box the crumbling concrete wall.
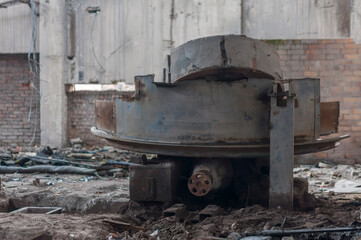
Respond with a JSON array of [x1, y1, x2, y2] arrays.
[[270, 38, 361, 164], [0, 54, 40, 146], [67, 91, 122, 147]]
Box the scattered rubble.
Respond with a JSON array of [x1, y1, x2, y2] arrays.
[[0, 144, 141, 177], [1, 147, 361, 239]]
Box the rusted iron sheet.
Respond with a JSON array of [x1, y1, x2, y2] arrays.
[[320, 102, 339, 135], [95, 100, 116, 132]]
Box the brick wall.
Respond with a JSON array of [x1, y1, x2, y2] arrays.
[[0, 54, 40, 147], [67, 91, 123, 147], [269, 39, 361, 163]]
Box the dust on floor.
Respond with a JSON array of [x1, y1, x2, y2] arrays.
[[2, 146, 361, 239]]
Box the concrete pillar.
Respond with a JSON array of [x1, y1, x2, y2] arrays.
[[39, 0, 67, 148]]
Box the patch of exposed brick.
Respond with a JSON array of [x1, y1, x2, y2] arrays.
[[0, 54, 40, 146]]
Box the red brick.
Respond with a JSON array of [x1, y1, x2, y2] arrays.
[[344, 54, 360, 59], [319, 39, 336, 44], [277, 39, 361, 162], [344, 43, 355, 48], [0, 54, 40, 146], [342, 48, 357, 54], [326, 44, 343, 49], [336, 38, 353, 43], [67, 91, 123, 147]]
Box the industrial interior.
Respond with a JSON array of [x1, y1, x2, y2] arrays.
[[1, 0, 361, 239]]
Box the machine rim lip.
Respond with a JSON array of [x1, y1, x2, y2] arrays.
[[91, 127, 349, 158], [188, 170, 213, 197]]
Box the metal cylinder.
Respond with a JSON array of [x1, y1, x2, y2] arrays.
[[188, 159, 233, 197]]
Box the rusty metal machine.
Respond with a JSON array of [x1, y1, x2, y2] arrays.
[[92, 35, 348, 210]]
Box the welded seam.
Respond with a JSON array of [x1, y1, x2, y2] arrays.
[[220, 36, 228, 67]]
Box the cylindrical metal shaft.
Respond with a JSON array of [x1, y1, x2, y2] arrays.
[[188, 159, 233, 197]]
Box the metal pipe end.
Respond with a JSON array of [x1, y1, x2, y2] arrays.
[[188, 171, 213, 197]]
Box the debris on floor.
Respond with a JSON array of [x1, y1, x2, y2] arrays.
[[294, 162, 361, 193], [2, 149, 361, 239], [0, 144, 143, 177]]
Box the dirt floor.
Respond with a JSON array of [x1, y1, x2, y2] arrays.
[[1, 168, 361, 240], [2, 146, 361, 239]]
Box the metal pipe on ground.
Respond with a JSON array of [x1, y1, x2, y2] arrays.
[[0, 165, 96, 175], [188, 159, 233, 197]]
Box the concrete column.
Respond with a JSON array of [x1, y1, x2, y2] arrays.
[[39, 0, 67, 148], [269, 84, 295, 210]]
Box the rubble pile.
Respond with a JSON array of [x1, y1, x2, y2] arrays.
[[1, 145, 361, 239], [295, 162, 361, 194]]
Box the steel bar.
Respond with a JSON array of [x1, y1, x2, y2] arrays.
[[0, 165, 96, 175], [261, 227, 361, 236], [269, 84, 295, 210]]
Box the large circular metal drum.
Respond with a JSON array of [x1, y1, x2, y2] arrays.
[[92, 35, 347, 158]]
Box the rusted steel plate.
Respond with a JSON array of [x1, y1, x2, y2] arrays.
[[95, 100, 116, 132], [320, 102, 339, 135]]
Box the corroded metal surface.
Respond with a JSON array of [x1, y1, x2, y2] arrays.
[[292, 78, 320, 141], [188, 171, 212, 197], [92, 35, 347, 158], [168, 35, 282, 83], [129, 162, 177, 202], [110, 75, 321, 150], [320, 102, 340, 135], [188, 159, 233, 197], [95, 100, 116, 133]]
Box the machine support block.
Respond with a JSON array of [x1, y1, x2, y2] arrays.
[[269, 86, 295, 210]]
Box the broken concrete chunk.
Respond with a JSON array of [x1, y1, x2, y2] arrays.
[[199, 205, 222, 219], [69, 138, 83, 146], [238, 236, 271, 240], [163, 203, 186, 217]]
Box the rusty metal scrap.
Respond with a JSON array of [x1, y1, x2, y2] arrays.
[[320, 101, 340, 135], [95, 100, 116, 132]]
